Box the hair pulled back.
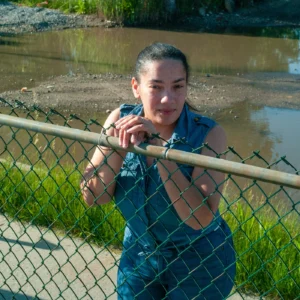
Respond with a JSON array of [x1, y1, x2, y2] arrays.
[[135, 43, 189, 82]]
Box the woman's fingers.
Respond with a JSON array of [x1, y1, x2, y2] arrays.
[[119, 127, 125, 148], [115, 115, 157, 148], [138, 131, 145, 144], [130, 132, 139, 145], [115, 115, 137, 129], [122, 128, 132, 148], [126, 124, 145, 134], [115, 115, 152, 131], [113, 127, 120, 139]]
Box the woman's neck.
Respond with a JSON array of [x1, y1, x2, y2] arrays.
[[154, 123, 176, 141]]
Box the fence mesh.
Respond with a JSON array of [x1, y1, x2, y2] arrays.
[[0, 97, 299, 299]]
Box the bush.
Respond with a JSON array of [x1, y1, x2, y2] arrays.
[[11, 0, 265, 24]]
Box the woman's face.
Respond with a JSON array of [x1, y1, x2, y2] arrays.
[[132, 59, 187, 128]]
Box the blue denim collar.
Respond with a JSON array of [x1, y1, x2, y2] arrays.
[[169, 104, 191, 145]]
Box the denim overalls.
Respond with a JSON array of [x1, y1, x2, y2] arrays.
[[115, 104, 236, 299]]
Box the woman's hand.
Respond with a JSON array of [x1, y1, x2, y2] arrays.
[[114, 115, 161, 148]]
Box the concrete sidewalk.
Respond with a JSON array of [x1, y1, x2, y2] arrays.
[[0, 214, 119, 299], [0, 214, 257, 299]]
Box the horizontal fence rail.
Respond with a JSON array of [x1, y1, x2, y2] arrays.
[[0, 114, 299, 189], [0, 99, 299, 300]]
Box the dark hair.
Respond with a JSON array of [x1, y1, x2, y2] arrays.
[[135, 42, 190, 82]]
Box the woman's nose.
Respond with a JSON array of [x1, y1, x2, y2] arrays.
[[161, 90, 173, 103]]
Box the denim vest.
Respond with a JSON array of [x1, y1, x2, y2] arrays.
[[114, 104, 222, 252]]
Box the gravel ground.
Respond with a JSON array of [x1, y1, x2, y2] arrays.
[[1, 72, 300, 116], [0, 1, 114, 34]]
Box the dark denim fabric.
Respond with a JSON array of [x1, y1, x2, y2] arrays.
[[114, 104, 236, 299], [117, 220, 236, 299]]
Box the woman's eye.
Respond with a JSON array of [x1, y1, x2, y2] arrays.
[[151, 85, 160, 89], [174, 85, 184, 89]]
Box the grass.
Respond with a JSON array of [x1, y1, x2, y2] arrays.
[[11, 0, 98, 14], [0, 160, 126, 247], [0, 161, 299, 298], [220, 193, 300, 299]]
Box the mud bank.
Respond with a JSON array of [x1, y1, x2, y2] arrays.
[[1, 72, 300, 116]]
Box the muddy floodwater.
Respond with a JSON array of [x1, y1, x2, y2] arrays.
[[1, 26, 300, 207], [1, 27, 300, 93]]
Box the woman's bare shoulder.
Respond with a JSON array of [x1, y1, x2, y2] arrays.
[[103, 107, 121, 128], [202, 125, 227, 157]]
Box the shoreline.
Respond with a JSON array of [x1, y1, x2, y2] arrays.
[[1, 72, 300, 116]]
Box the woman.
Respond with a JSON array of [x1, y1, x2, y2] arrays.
[[81, 43, 236, 299]]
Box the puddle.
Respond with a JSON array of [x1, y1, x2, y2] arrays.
[[0, 107, 107, 171], [216, 102, 300, 172], [215, 102, 300, 207]]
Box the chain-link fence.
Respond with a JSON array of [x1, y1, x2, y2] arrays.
[[0, 98, 299, 299]]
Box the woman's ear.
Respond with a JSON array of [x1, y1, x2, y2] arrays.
[[131, 77, 140, 99]]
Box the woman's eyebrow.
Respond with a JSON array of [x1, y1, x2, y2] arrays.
[[173, 78, 185, 83], [149, 79, 163, 83], [148, 78, 185, 84]]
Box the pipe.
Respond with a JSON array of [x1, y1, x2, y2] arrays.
[[0, 114, 299, 189]]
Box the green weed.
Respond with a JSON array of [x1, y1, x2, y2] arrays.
[[220, 186, 299, 298]]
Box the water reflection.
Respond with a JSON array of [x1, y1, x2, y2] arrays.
[[251, 106, 300, 171], [0, 38, 20, 46], [0, 27, 300, 93], [219, 27, 300, 39], [216, 102, 300, 172], [0, 107, 106, 170], [288, 39, 300, 74], [215, 102, 300, 208]]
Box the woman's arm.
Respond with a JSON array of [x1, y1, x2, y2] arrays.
[[80, 108, 126, 206], [156, 125, 227, 230]]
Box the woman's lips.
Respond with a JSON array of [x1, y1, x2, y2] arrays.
[[158, 109, 176, 115]]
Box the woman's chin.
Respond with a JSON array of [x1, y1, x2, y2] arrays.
[[154, 117, 178, 128]]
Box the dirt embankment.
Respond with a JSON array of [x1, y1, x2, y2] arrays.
[[1, 72, 300, 116]]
